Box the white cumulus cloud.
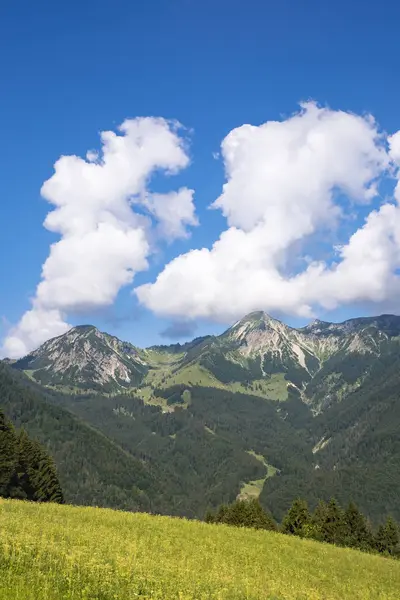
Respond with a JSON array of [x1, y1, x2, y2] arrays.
[[7, 101, 400, 357], [136, 102, 400, 322], [2, 117, 196, 358], [143, 188, 198, 241]]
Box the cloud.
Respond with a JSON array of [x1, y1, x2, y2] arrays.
[[7, 101, 400, 358], [136, 102, 400, 322], [2, 117, 195, 358], [3, 308, 70, 359], [144, 188, 198, 241], [160, 320, 198, 340]]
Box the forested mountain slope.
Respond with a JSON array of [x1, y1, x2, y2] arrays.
[[261, 344, 400, 521], [0, 362, 311, 517], [36, 383, 314, 518], [0, 363, 158, 511], [0, 408, 63, 503], [3, 312, 400, 523]]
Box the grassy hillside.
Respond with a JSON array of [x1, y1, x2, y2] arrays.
[[1, 500, 399, 600]]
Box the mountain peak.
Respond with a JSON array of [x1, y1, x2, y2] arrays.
[[223, 311, 287, 345], [231, 311, 282, 329], [13, 324, 148, 391], [244, 310, 267, 320], [35, 324, 99, 348], [70, 324, 97, 332], [245, 310, 276, 320]]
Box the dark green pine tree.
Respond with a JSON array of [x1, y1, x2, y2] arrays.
[[374, 516, 399, 557], [281, 498, 311, 537], [343, 502, 373, 551], [310, 500, 329, 542], [211, 498, 277, 531], [29, 439, 64, 503], [14, 429, 38, 500], [324, 498, 346, 546], [1, 417, 63, 504], [0, 410, 17, 497], [245, 498, 277, 531], [16, 431, 64, 503], [221, 499, 249, 527], [313, 498, 346, 546], [204, 509, 215, 524], [214, 503, 229, 523]]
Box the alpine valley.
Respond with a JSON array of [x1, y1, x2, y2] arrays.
[[2, 311, 400, 522]]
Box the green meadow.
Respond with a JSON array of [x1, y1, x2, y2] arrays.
[[1, 499, 400, 600]]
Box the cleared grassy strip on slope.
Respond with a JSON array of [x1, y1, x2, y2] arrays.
[[238, 451, 278, 500], [1, 500, 400, 600]]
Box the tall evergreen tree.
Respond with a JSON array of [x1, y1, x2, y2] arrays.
[[245, 498, 277, 531], [215, 503, 229, 523], [323, 498, 346, 545], [204, 509, 215, 524], [311, 498, 346, 545], [375, 516, 399, 557], [343, 502, 373, 550], [281, 498, 311, 537], [310, 500, 329, 542], [0, 410, 17, 496], [22, 436, 64, 503], [0, 412, 63, 504], [209, 499, 277, 531], [14, 429, 38, 500]]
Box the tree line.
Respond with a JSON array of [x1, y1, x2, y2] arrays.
[[0, 409, 63, 503], [205, 497, 399, 559]]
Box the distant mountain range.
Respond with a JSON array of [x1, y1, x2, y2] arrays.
[[13, 311, 400, 412], [3, 311, 400, 523]]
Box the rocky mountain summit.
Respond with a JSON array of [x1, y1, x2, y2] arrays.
[[13, 325, 148, 391]]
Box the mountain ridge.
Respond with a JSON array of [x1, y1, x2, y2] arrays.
[[9, 311, 400, 413]]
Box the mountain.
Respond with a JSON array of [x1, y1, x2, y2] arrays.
[[14, 312, 400, 411], [218, 312, 400, 406], [5, 311, 400, 523], [13, 325, 148, 392]]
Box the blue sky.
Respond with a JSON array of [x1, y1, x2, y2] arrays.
[[2, 0, 400, 354]]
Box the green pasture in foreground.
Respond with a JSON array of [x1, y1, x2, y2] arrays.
[[0, 499, 399, 599]]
